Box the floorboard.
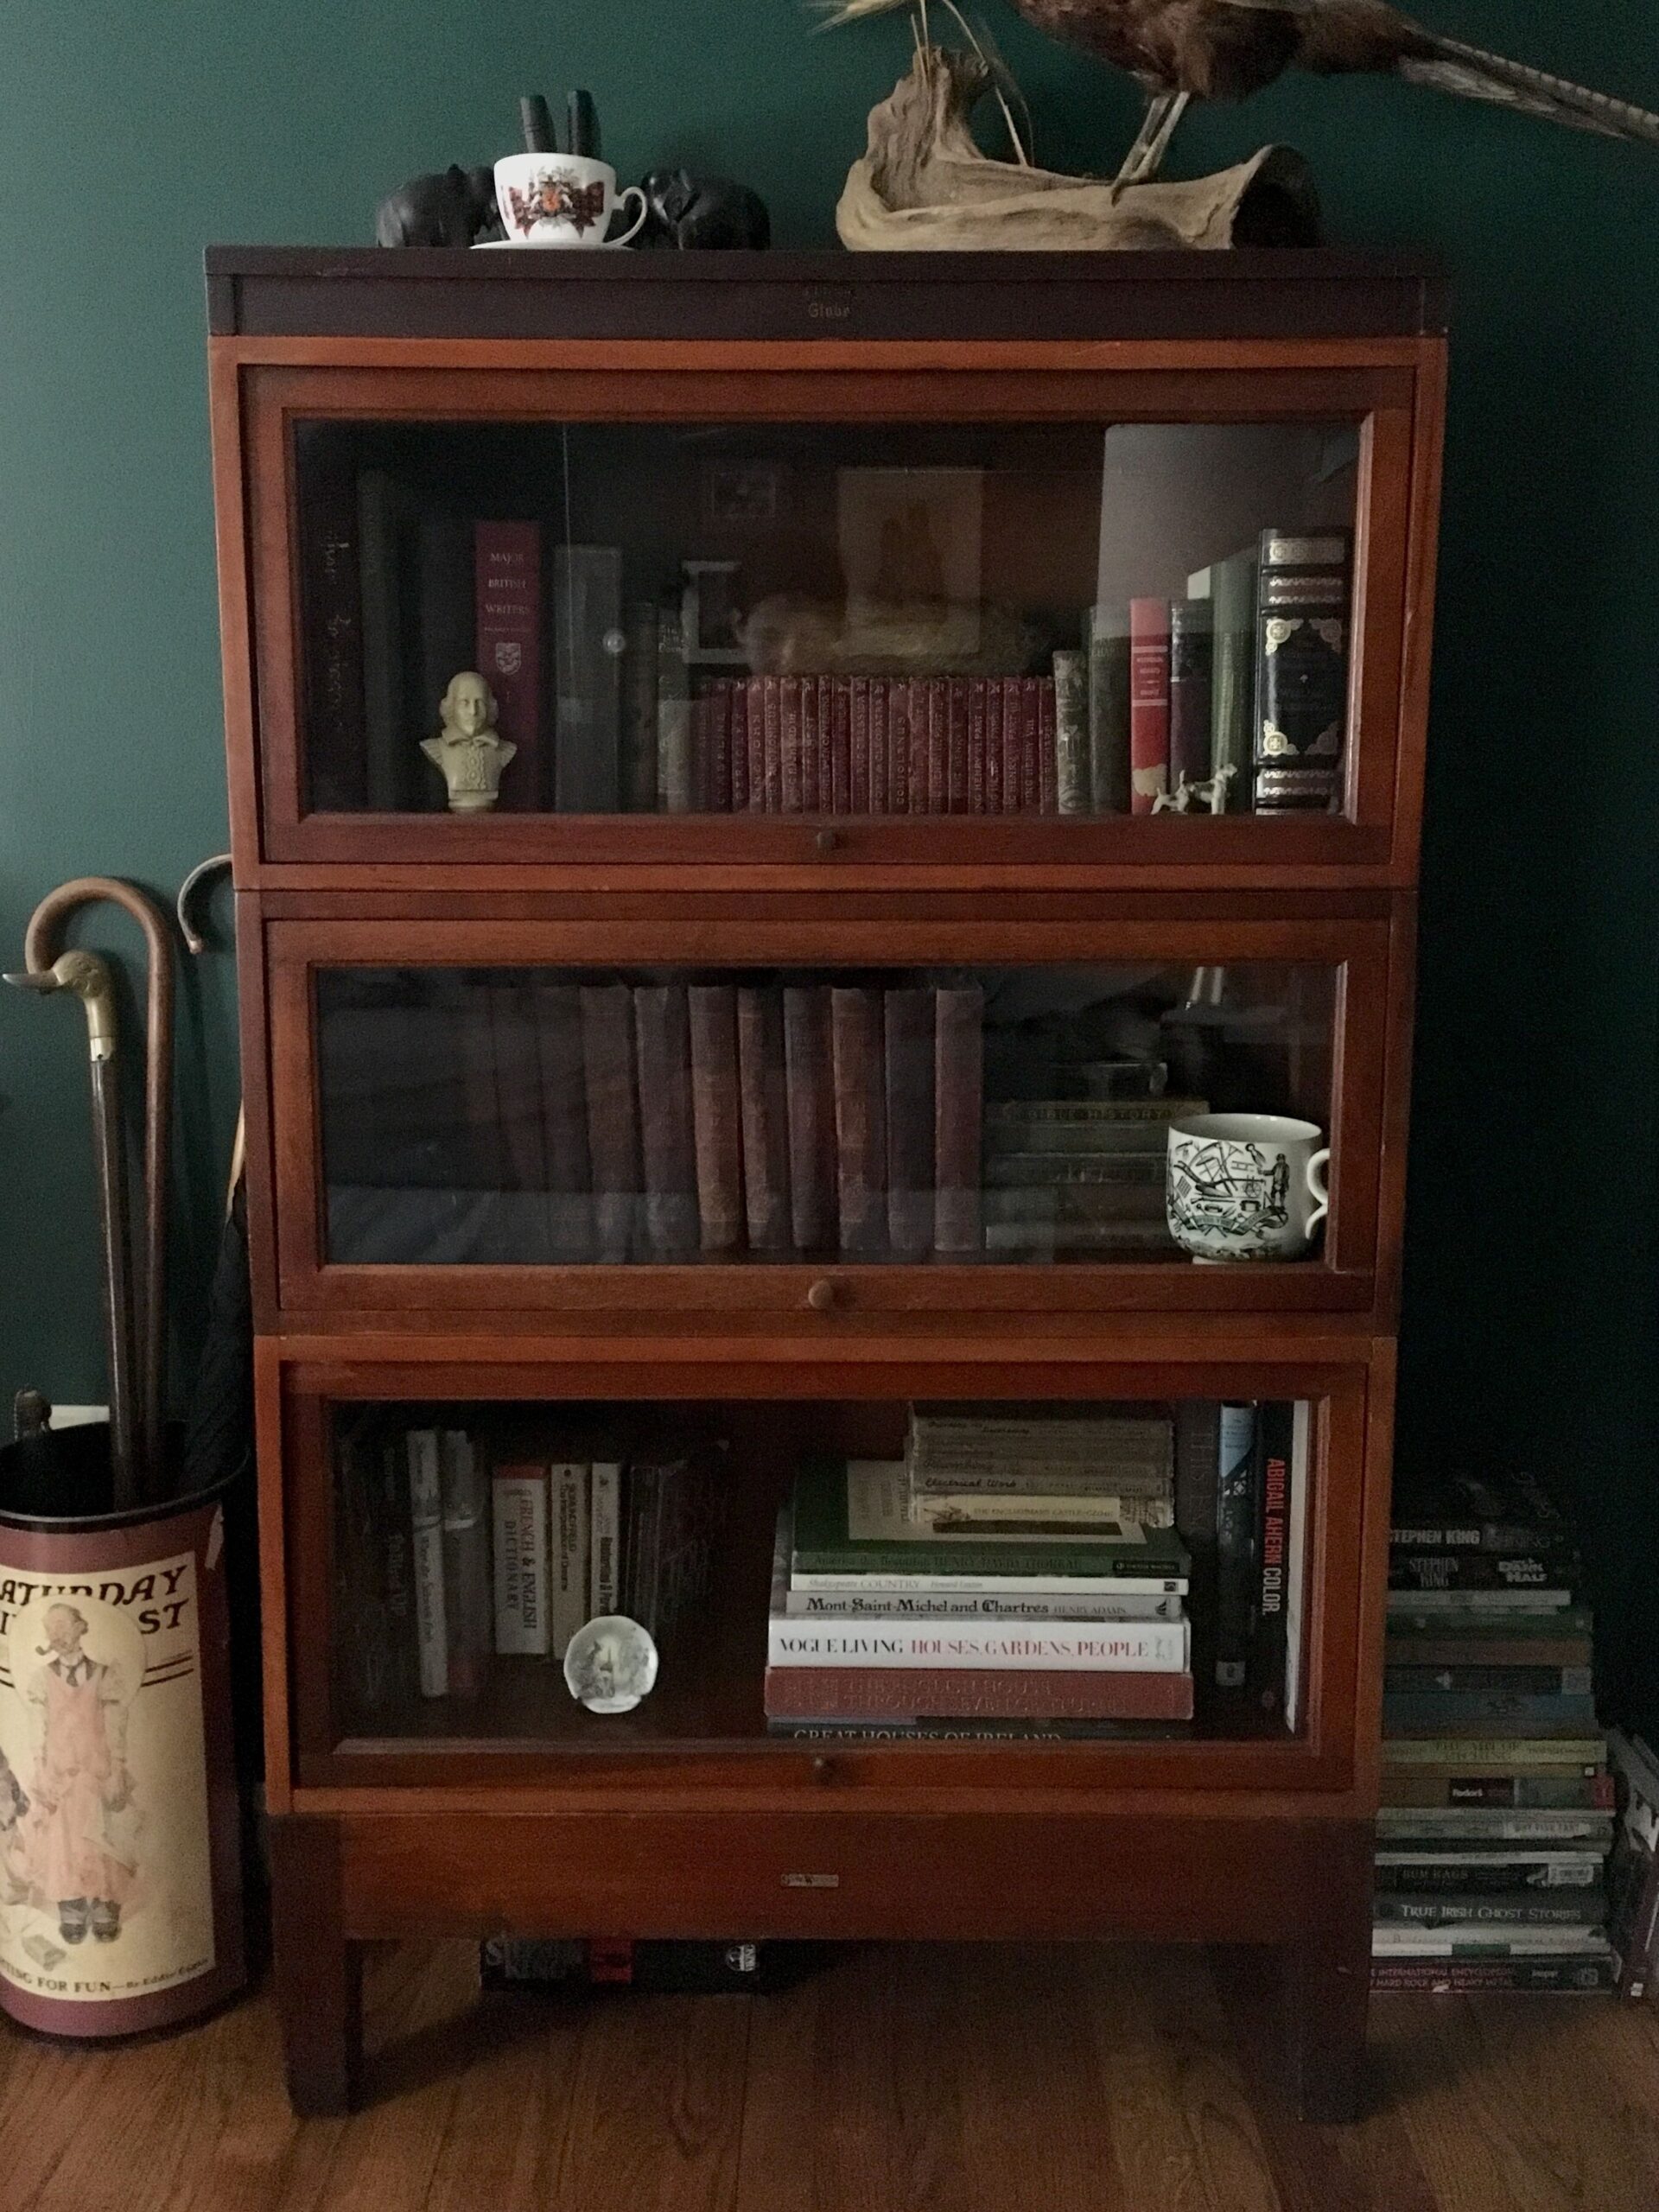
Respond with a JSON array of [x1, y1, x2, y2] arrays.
[[1, 1942, 1655, 2212]]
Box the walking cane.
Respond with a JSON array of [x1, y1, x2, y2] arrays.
[[5, 879, 175, 1507]]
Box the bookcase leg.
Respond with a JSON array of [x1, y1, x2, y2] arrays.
[[269, 1815, 363, 2117], [1286, 1821, 1372, 2124]]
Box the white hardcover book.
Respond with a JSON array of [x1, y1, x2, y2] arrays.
[[492, 1465, 550, 1656], [1284, 1399, 1313, 1732], [769, 1615, 1189, 1671], [551, 1462, 590, 1659], [589, 1461, 622, 1616], [407, 1427, 448, 1698]]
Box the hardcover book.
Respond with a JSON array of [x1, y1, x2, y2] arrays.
[[783, 985, 837, 1254], [475, 520, 543, 810], [580, 984, 643, 1263], [883, 987, 935, 1258], [1252, 528, 1351, 814], [633, 984, 699, 1259], [1167, 597, 1214, 797], [1083, 605, 1130, 814], [439, 1429, 492, 1697], [830, 988, 887, 1258], [736, 985, 793, 1255], [491, 1465, 550, 1657], [1128, 596, 1171, 813], [688, 983, 745, 1254], [408, 1427, 448, 1698]]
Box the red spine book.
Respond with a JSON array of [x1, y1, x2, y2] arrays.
[[687, 984, 745, 1254], [783, 985, 836, 1254], [579, 984, 642, 1262], [887, 678, 910, 817], [1038, 676, 1058, 814], [883, 987, 935, 1258], [868, 678, 890, 816], [947, 678, 969, 813], [474, 520, 543, 809], [968, 677, 988, 815], [907, 677, 929, 814], [707, 679, 733, 813], [1128, 596, 1172, 814], [934, 983, 983, 1254], [633, 984, 698, 1258], [1001, 678, 1023, 813], [728, 677, 748, 812], [816, 677, 835, 815], [1020, 677, 1042, 812], [927, 677, 949, 813], [850, 676, 871, 813], [736, 985, 793, 1254], [761, 674, 783, 813], [830, 678, 852, 814], [745, 676, 766, 810], [762, 1666, 1195, 1722], [985, 679, 1004, 817], [800, 672, 821, 815], [830, 986, 887, 1257], [780, 677, 804, 813]]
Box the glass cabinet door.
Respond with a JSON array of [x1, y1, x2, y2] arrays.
[[245, 365, 1416, 863], [264, 918, 1393, 1311]]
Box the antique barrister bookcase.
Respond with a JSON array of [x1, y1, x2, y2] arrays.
[[206, 248, 1445, 2119]]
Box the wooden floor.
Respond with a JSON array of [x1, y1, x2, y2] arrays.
[[3, 1942, 1657, 2210]]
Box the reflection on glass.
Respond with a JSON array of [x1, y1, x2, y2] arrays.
[[294, 420, 1359, 821], [316, 963, 1334, 1268]]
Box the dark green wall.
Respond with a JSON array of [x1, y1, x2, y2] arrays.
[[3, 6, 1655, 1713]]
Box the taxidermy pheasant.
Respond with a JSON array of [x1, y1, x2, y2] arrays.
[[821, 1, 1659, 188]]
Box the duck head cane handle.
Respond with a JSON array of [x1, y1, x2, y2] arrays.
[[21, 878, 175, 1500]]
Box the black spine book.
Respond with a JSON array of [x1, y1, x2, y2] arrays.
[[1250, 1400, 1294, 1719], [1251, 529, 1352, 814], [1214, 1402, 1258, 1691]]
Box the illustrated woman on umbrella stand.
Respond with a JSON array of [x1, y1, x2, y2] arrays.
[[23, 1604, 138, 1946]]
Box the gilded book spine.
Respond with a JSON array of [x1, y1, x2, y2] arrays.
[[1252, 529, 1352, 814]]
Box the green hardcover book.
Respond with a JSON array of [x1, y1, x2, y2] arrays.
[[1207, 544, 1257, 814], [1082, 605, 1130, 814], [1382, 1736, 1606, 1770], [790, 1459, 1190, 1586]]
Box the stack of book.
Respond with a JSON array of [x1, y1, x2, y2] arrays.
[[1374, 1471, 1617, 1993], [334, 1420, 714, 1707], [981, 1091, 1202, 1258], [765, 1408, 1193, 1738]]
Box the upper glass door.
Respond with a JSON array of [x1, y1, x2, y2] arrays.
[[243, 360, 1419, 868]]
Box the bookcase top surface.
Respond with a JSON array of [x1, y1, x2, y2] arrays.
[[205, 246, 1448, 345]]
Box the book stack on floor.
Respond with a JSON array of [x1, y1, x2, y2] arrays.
[[765, 1408, 1193, 1738], [334, 1420, 714, 1708], [1375, 1471, 1617, 1993]]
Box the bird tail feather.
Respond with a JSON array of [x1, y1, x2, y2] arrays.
[[1402, 37, 1659, 148], [811, 0, 913, 28]]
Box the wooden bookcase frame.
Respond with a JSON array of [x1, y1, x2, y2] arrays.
[[207, 249, 1446, 2121]]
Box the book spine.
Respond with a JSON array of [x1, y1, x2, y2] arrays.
[[1252, 528, 1352, 813], [550, 1462, 590, 1658], [1370, 1959, 1617, 1994], [1374, 1895, 1603, 1929], [1084, 607, 1130, 814], [883, 987, 935, 1259], [763, 1664, 1194, 1722], [1389, 1549, 1581, 1592], [745, 675, 766, 811], [440, 1430, 492, 1696], [1382, 1737, 1607, 1768], [869, 677, 890, 815], [761, 672, 783, 812], [1167, 596, 1214, 794], [376, 1436, 417, 1701], [1380, 1774, 1613, 1809], [475, 520, 543, 810], [728, 673, 749, 811], [633, 983, 699, 1259], [492, 1467, 551, 1656], [580, 983, 643, 1263], [656, 607, 692, 811], [780, 675, 804, 813], [966, 677, 987, 815], [736, 984, 793, 1254], [826, 677, 849, 813], [767, 1618, 1190, 1670], [926, 677, 949, 812], [589, 1463, 622, 1617], [944, 677, 968, 813], [783, 984, 836, 1254], [887, 679, 909, 815], [799, 673, 821, 814], [1383, 1694, 1600, 1732], [830, 986, 887, 1258], [906, 677, 929, 814], [688, 983, 746, 1254], [1036, 677, 1058, 814], [849, 675, 871, 814], [531, 981, 594, 1262], [1214, 1402, 1257, 1689], [786, 1589, 1185, 1621], [999, 677, 1021, 813], [1208, 546, 1256, 811], [1251, 1400, 1293, 1717], [1173, 1399, 1221, 1694], [298, 445, 367, 810], [706, 678, 733, 812], [1128, 597, 1171, 814], [1385, 1665, 1592, 1699], [1383, 1636, 1593, 1669], [983, 677, 1003, 817], [932, 983, 983, 1255], [1375, 1858, 1605, 1895], [551, 543, 622, 812], [623, 601, 661, 811], [1052, 651, 1089, 814], [408, 1429, 448, 1697]]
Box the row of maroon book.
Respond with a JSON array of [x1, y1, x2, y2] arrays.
[[675, 675, 1059, 816]]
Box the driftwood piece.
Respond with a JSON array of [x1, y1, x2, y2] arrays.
[[837, 50, 1319, 251]]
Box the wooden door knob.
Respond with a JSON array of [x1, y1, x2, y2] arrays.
[[806, 1278, 839, 1313], [815, 828, 840, 854]]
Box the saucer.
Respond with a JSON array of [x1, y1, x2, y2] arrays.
[[472, 236, 632, 251]]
